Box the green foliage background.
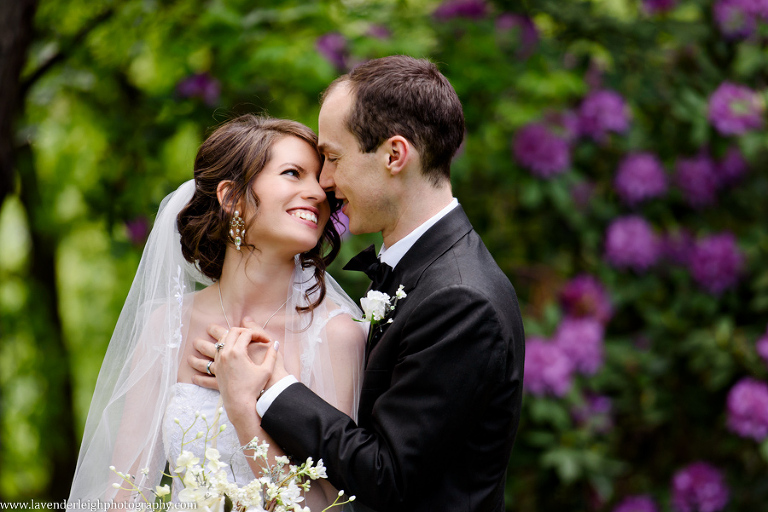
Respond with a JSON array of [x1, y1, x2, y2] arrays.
[[1, 0, 767, 510]]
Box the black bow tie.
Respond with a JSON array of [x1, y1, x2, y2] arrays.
[[344, 244, 394, 291]]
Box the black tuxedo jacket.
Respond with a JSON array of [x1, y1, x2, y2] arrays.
[[262, 206, 525, 512]]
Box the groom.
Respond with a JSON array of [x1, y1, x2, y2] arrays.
[[198, 56, 524, 511]]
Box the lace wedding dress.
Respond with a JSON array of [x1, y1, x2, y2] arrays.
[[163, 384, 252, 499]]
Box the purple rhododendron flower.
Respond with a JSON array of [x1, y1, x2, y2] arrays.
[[643, 0, 677, 14], [605, 216, 661, 271], [176, 73, 221, 106], [726, 377, 768, 441], [125, 217, 150, 246], [707, 82, 765, 135], [671, 462, 730, 512], [614, 152, 668, 206], [523, 337, 574, 397], [572, 393, 613, 433], [560, 274, 613, 324], [332, 211, 351, 240], [717, 145, 749, 185], [674, 154, 719, 208], [578, 90, 631, 141], [554, 317, 605, 375], [512, 122, 571, 178], [613, 494, 659, 512], [662, 228, 695, 266], [367, 24, 391, 39], [714, 0, 757, 39], [688, 233, 743, 294], [316, 33, 348, 70], [756, 329, 768, 368], [433, 0, 488, 20], [495, 13, 539, 58]]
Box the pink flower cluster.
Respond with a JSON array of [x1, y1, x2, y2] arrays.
[[433, 0, 488, 20], [316, 33, 349, 71], [612, 494, 658, 512], [673, 147, 750, 208], [712, 0, 768, 40], [756, 328, 768, 367], [523, 318, 606, 396], [560, 274, 613, 324], [614, 152, 668, 206], [643, 0, 677, 15], [671, 462, 729, 512], [525, 275, 612, 397], [512, 123, 572, 178], [604, 216, 662, 272], [726, 377, 768, 441], [176, 73, 221, 106], [513, 90, 631, 179], [688, 233, 744, 295], [707, 82, 764, 135]]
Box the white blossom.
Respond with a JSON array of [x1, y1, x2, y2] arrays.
[[174, 450, 200, 473], [360, 291, 391, 322], [395, 285, 407, 300]]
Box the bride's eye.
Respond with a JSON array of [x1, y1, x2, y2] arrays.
[[281, 169, 300, 178]]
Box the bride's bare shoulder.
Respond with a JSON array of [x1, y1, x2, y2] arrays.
[[324, 306, 366, 350]]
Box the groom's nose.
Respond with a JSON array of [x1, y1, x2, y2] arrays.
[[319, 160, 335, 191]]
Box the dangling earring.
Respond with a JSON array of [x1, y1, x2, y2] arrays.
[[229, 210, 245, 250]]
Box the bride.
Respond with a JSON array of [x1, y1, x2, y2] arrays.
[[69, 115, 366, 509]]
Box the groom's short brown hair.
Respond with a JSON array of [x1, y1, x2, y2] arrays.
[[322, 55, 465, 186]]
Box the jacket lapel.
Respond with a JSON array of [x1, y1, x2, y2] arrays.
[[364, 206, 474, 358]]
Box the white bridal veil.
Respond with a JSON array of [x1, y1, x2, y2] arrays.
[[69, 179, 364, 503]]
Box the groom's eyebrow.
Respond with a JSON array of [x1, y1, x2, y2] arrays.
[[317, 142, 338, 155]]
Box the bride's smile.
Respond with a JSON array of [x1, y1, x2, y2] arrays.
[[242, 135, 330, 258]]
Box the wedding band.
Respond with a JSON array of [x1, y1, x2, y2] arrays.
[[206, 360, 214, 376], [215, 342, 225, 352]]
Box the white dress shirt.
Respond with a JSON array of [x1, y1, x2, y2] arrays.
[[256, 198, 460, 417]]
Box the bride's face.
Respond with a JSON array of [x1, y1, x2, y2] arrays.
[[244, 135, 329, 256]]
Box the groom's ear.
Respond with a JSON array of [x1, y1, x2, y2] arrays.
[[383, 136, 413, 176]]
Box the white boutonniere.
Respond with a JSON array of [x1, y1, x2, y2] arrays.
[[359, 285, 407, 342]]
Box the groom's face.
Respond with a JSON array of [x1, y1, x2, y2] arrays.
[[318, 83, 394, 236]]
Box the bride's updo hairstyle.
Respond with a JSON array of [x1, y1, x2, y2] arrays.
[[177, 114, 342, 312]]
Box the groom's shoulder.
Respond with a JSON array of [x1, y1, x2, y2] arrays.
[[425, 228, 516, 301]]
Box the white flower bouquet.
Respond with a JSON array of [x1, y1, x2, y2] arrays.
[[112, 409, 353, 512]]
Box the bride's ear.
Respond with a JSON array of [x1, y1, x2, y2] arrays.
[[216, 181, 240, 215]]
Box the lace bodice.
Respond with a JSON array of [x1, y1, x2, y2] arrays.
[[163, 383, 253, 499]]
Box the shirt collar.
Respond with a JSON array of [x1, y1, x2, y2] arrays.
[[379, 198, 459, 269]]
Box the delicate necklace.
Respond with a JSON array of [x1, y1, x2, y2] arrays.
[[218, 281, 289, 330]]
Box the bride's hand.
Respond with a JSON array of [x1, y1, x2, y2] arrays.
[[241, 317, 291, 389], [190, 325, 277, 424]]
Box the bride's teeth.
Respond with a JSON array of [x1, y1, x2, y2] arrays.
[[291, 210, 317, 224]]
